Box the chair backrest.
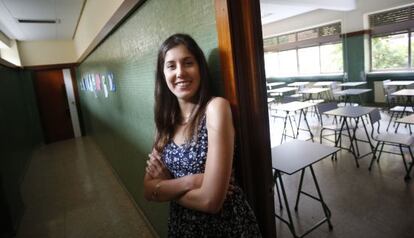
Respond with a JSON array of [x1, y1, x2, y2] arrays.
[[317, 102, 338, 115], [330, 81, 341, 92], [368, 108, 381, 136], [316, 102, 338, 125]]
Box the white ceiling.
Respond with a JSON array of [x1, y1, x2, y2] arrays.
[[0, 0, 355, 42], [0, 0, 84, 41], [260, 0, 356, 25]]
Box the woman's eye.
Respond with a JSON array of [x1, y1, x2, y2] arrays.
[[166, 64, 175, 69]]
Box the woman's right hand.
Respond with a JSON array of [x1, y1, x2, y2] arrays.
[[146, 149, 171, 180]]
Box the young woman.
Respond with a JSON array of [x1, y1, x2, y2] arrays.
[[143, 33, 261, 237]]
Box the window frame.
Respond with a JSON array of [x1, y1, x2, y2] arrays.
[[369, 5, 414, 72], [264, 41, 343, 77]]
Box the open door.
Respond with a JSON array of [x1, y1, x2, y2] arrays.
[[33, 69, 74, 143]]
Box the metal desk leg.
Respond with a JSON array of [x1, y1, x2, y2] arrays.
[[294, 169, 306, 211], [290, 166, 334, 238], [344, 118, 360, 167], [361, 118, 376, 160], [309, 165, 333, 230], [274, 170, 298, 237], [303, 109, 314, 142], [281, 114, 289, 144], [401, 146, 414, 181]]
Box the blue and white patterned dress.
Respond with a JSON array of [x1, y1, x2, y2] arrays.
[[162, 116, 262, 237]]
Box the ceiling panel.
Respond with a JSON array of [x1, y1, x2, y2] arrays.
[[0, 0, 84, 41]]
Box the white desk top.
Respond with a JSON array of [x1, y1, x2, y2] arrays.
[[288, 82, 310, 87], [391, 89, 414, 96], [334, 89, 372, 96], [338, 82, 366, 87], [267, 82, 285, 87], [272, 101, 315, 112], [324, 106, 375, 118], [396, 114, 414, 125], [268, 87, 298, 94], [271, 140, 339, 175], [313, 81, 335, 86], [299, 87, 330, 94], [383, 81, 414, 86]]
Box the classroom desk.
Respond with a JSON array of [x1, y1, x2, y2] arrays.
[[396, 114, 414, 134], [391, 89, 414, 110], [338, 82, 367, 88], [313, 81, 335, 87], [268, 87, 298, 94], [272, 140, 339, 238], [268, 87, 299, 102], [272, 101, 316, 144], [314, 81, 336, 100], [267, 82, 286, 89], [299, 87, 330, 100], [333, 89, 372, 106], [288, 81, 310, 87], [383, 80, 414, 88], [323, 106, 376, 167]]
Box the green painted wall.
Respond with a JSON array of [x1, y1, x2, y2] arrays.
[[0, 65, 43, 233], [343, 35, 365, 82], [77, 0, 219, 236]]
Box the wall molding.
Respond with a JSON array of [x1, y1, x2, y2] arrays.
[[77, 0, 147, 63]]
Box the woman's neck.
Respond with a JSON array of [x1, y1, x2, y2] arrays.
[[178, 100, 196, 123]]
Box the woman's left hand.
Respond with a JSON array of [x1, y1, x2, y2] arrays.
[[146, 149, 171, 180]]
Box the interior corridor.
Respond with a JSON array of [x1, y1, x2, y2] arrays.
[[16, 136, 155, 238]]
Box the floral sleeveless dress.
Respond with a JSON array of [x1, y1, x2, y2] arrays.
[[162, 116, 262, 237]]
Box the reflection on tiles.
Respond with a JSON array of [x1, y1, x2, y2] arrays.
[[16, 136, 155, 238]]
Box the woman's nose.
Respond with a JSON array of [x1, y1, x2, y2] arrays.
[[176, 64, 185, 78]]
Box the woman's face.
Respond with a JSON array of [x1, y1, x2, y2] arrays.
[[163, 44, 201, 102]]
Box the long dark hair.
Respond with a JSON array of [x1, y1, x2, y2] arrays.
[[153, 33, 212, 152]]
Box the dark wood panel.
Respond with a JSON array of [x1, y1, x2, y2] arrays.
[[215, 0, 276, 237], [33, 69, 74, 143]]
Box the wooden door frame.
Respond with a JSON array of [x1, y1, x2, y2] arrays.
[[215, 0, 276, 237]]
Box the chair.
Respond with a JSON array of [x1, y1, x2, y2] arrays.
[[269, 96, 299, 123], [317, 103, 343, 151], [368, 108, 414, 181], [382, 79, 397, 111]]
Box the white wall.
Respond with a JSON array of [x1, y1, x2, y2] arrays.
[[262, 0, 414, 37], [18, 40, 76, 66], [73, 0, 124, 61]]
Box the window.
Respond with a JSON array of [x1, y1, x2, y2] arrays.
[[369, 5, 414, 71], [298, 46, 319, 75], [264, 52, 279, 78], [371, 32, 409, 70], [263, 23, 343, 77], [320, 43, 343, 73], [278, 50, 298, 76]]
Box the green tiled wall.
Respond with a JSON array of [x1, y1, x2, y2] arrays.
[[0, 65, 43, 232], [77, 0, 219, 236]]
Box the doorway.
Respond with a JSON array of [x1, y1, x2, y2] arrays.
[[33, 69, 74, 143]]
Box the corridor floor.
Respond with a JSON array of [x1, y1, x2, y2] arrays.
[[16, 137, 155, 238]]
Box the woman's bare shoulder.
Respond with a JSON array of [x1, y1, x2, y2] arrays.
[[206, 97, 231, 115]]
